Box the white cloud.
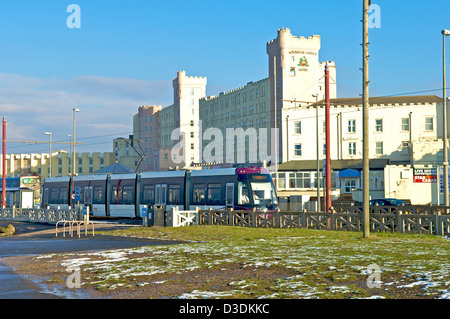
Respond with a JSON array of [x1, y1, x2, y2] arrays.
[[0, 73, 172, 154]]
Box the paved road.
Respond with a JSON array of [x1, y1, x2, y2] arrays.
[[0, 220, 180, 299]]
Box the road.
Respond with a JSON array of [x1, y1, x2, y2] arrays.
[[0, 220, 180, 299]]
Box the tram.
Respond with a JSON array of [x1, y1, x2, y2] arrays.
[[41, 166, 278, 218]]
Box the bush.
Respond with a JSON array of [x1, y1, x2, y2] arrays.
[[0, 224, 15, 237]]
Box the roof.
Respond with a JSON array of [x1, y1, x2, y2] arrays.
[[277, 159, 390, 171], [310, 95, 443, 107], [94, 162, 134, 174]]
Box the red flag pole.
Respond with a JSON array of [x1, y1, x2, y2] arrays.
[[2, 116, 6, 208], [325, 63, 332, 213]]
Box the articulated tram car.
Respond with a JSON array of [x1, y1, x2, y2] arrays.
[[42, 167, 278, 218]]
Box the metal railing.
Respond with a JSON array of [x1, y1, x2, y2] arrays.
[[0, 206, 95, 238], [0, 207, 82, 224]]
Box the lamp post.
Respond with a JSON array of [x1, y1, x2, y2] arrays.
[[66, 134, 72, 177], [44, 132, 52, 178], [442, 29, 450, 209], [73, 108, 79, 177]]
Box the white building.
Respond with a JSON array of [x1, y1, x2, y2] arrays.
[[199, 28, 335, 165], [278, 95, 446, 205]]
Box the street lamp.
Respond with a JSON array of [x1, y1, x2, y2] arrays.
[[73, 108, 79, 177], [44, 132, 52, 178], [442, 29, 450, 208], [66, 134, 72, 177]]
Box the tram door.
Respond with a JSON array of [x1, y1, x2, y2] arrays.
[[155, 184, 167, 205], [225, 183, 234, 209]]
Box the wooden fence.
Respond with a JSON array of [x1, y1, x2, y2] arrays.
[[197, 205, 450, 236]]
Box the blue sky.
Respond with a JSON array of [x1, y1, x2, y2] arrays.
[[0, 0, 449, 154]]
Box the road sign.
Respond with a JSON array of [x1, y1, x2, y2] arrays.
[[74, 187, 81, 201]]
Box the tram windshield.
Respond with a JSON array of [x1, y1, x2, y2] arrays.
[[237, 181, 277, 207]]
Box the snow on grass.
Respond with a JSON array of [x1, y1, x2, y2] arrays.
[[38, 228, 449, 299]]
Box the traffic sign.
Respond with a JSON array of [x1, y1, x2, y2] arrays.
[[74, 187, 81, 201]]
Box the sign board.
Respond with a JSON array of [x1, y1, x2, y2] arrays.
[[413, 168, 437, 183], [141, 206, 147, 217], [74, 187, 81, 202]]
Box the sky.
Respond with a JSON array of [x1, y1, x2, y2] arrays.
[[0, 0, 449, 155]]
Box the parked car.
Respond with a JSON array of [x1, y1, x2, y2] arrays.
[[369, 198, 406, 206]]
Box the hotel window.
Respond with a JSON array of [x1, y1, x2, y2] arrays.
[[401, 141, 410, 155], [190, 88, 194, 95], [294, 121, 301, 134], [190, 120, 194, 127], [289, 172, 311, 189], [290, 67, 296, 76], [401, 118, 410, 132], [323, 143, 327, 156], [277, 172, 286, 189], [348, 119, 356, 133], [375, 141, 383, 155], [348, 142, 356, 155], [425, 117, 433, 131], [190, 99, 195, 105], [294, 144, 302, 156], [375, 119, 383, 132]]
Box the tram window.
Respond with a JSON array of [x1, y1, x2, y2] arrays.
[[142, 186, 155, 205], [113, 186, 134, 204], [113, 186, 121, 204], [226, 185, 234, 206], [122, 186, 134, 204], [50, 189, 59, 204], [168, 185, 182, 204], [192, 184, 206, 204], [93, 187, 104, 204], [43, 188, 49, 205], [60, 188, 68, 204], [207, 183, 222, 205]]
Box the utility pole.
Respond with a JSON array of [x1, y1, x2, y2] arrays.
[[362, 0, 371, 238], [325, 63, 331, 213], [313, 94, 321, 212], [273, 56, 278, 191], [442, 29, 450, 209], [2, 117, 6, 208]]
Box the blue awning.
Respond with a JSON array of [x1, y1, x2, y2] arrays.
[[339, 169, 360, 178]]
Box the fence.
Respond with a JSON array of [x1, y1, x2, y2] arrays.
[[0, 207, 83, 224], [196, 205, 450, 236], [166, 207, 200, 227]]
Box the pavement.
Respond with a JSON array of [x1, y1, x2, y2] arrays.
[[0, 219, 181, 299]]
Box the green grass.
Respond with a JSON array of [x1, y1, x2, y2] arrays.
[[76, 225, 450, 298]]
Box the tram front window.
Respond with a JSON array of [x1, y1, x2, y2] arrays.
[[250, 182, 277, 207], [238, 181, 277, 207], [238, 182, 251, 205]]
